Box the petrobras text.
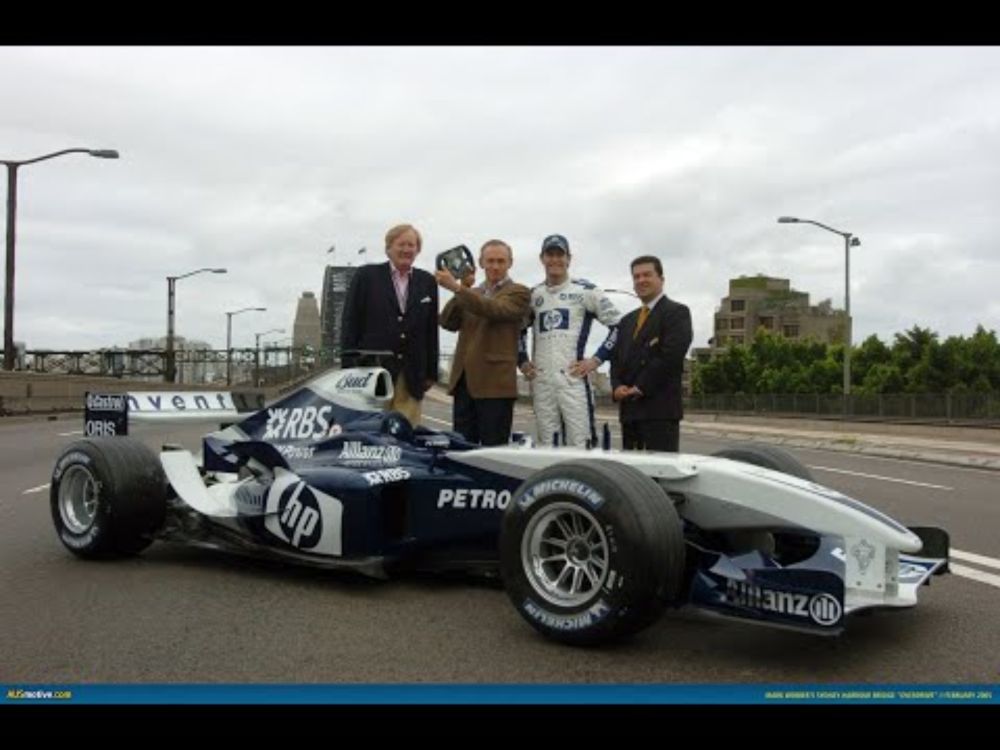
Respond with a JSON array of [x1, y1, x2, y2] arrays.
[[437, 488, 511, 510]]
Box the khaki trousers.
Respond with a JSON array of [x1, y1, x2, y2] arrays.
[[389, 372, 422, 426]]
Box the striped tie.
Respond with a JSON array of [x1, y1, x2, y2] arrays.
[[633, 305, 650, 339]]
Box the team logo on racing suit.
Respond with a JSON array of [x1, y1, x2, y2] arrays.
[[264, 406, 337, 440], [540, 308, 570, 332], [337, 441, 402, 466]]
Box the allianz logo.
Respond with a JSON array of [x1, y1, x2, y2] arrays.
[[86, 393, 126, 412], [338, 441, 402, 464], [725, 580, 842, 626]]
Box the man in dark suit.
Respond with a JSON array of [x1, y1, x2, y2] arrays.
[[437, 240, 531, 446], [340, 223, 439, 426], [610, 255, 693, 452]]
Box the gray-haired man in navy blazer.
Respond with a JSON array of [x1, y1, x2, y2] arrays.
[[340, 223, 439, 425]]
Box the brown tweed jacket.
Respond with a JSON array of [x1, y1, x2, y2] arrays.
[[441, 281, 531, 399]]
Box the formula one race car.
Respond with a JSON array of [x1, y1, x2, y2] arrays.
[[50, 366, 950, 645]]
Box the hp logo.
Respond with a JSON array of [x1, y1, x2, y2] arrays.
[[278, 482, 323, 548], [809, 593, 842, 626], [542, 309, 564, 331]]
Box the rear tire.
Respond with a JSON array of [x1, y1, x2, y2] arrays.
[[50, 438, 168, 559], [500, 460, 684, 646]]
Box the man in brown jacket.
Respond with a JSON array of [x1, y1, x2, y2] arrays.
[[436, 239, 531, 445]]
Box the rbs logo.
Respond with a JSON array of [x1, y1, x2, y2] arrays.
[[264, 406, 336, 440]]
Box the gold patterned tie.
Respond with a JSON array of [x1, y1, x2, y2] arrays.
[[633, 305, 650, 339]]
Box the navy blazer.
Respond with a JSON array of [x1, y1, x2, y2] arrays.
[[340, 262, 439, 399], [610, 295, 693, 422]]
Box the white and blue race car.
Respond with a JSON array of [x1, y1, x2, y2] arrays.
[[50, 366, 949, 646]]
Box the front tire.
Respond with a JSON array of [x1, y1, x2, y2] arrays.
[[50, 438, 168, 559], [500, 460, 684, 646], [711, 444, 814, 482]]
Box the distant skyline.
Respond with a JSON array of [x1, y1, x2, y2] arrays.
[[2, 46, 997, 353]]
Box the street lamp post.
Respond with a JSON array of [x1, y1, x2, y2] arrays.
[[2, 148, 119, 370], [166, 268, 227, 383], [254, 327, 284, 386], [226, 306, 266, 385], [777, 216, 861, 399]]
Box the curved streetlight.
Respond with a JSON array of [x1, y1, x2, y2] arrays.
[[2, 148, 119, 369], [166, 267, 227, 383], [777, 216, 861, 397], [226, 306, 266, 385]]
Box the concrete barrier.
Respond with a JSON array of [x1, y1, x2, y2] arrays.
[[0, 372, 270, 416]]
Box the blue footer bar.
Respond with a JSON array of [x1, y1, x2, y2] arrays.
[[3, 684, 997, 705]]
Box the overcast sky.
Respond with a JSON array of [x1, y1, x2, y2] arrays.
[[2, 46, 998, 355]]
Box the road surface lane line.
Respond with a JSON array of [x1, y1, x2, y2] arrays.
[[952, 549, 1000, 572], [951, 563, 1000, 590], [808, 465, 952, 491]]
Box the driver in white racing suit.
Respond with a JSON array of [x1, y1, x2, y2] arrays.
[[518, 234, 621, 447]]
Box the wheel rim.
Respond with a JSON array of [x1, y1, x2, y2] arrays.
[[521, 501, 609, 607], [58, 465, 100, 534]]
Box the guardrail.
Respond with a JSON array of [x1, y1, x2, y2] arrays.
[[686, 392, 1000, 426], [0, 347, 335, 386]]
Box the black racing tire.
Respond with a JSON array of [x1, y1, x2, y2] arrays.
[[711, 444, 814, 482], [500, 460, 685, 646], [50, 438, 168, 559]]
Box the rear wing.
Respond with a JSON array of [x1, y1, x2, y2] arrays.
[[84, 391, 265, 436]]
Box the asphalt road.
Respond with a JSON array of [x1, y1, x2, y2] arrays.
[[2, 402, 998, 685]]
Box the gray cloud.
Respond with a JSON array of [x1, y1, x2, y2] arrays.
[[2, 46, 998, 354]]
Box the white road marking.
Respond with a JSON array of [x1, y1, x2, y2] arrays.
[[807, 465, 953, 491], [58, 430, 83, 437], [23, 483, 50, 494], [951, 563, 1000, 590], [691, 437, 1000, 477], [952, 549, 1000, 572]]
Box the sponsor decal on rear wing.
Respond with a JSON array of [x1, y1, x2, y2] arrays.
[[84, 391, 265, 436]]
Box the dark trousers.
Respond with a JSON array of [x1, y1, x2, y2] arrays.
[[453, 375, 514, 446], [621, 419, 680, 452]]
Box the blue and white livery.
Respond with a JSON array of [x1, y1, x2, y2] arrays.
[[519, 278, 621, 446]]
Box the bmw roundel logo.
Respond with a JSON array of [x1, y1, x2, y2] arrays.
[[534, 296, 544, 307], [809, 593, 842, 626]]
